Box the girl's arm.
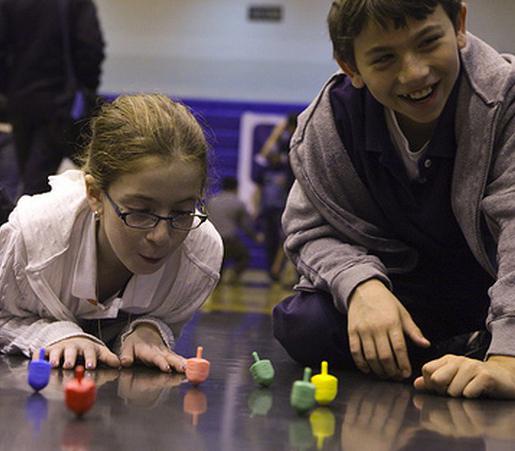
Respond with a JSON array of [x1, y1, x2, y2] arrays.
[[0, 222, 107, 358]]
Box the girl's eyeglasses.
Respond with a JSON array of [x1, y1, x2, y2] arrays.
[[104, 191, 208, 231]]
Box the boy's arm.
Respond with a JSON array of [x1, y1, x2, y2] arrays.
[[283, 181, 392, 312], [480, 85, 515, 360]]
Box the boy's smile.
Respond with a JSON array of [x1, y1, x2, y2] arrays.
[[342, 4, 467, 141]]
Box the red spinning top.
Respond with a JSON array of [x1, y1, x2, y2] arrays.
[[186, 346, 210, 386], [64, 366, 96, 416]]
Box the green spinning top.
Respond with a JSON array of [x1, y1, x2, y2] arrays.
[[290, 367, 316, 414], [249, 351, 275, 387]]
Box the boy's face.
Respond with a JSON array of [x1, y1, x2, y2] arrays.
[[340, 4, 467, 132]]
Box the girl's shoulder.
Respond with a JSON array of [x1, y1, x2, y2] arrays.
[[10, 170, 90, 265]]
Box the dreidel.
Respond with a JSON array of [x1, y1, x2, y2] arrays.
[[290, 367, 316, 414], [186, 346, 210, 386], [310, 407, 336, 450], [183, 388, 207, 426], [28, 348, 51, 391], [249, 351, 275, 387], [311, 361, 338, 405], [65, 366, 96, 417]]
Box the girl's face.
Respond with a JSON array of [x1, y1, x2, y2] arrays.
[[341, 4, 467, 137], [87, 156, 203, 275]]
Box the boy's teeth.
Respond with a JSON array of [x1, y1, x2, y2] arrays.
[[407, 86, 433, 100]]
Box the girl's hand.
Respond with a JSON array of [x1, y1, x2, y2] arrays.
[[119, 323, 187, 373], [44, 337, 121, 370]]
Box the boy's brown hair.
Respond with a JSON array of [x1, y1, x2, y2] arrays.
[[328, 0, 463, 69]]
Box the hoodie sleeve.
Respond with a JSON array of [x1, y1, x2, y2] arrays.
[[282, 181, 392, 312], [481, 80, 515, 358]]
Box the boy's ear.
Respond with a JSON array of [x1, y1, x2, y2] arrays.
[[336, 58, 365, 89], [84, 174, 103, 216], [456, 3, 467, 49]]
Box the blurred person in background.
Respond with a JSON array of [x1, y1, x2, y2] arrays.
[[253, 113, 297, 282], [0, 0, 104, 196], [208, 176, 261, 284]]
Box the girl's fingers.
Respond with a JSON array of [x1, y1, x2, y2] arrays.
[[48, 347, 63, 368], [119, 342, 135, 368], [63, 346, 79, 369], [165, 353, 187, 373], [82, 346, 98, 370], [151, 354, 172, 373], [97, 347, 121, 368]]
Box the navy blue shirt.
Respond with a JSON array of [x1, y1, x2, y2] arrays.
[[330, 73, 493, 300]]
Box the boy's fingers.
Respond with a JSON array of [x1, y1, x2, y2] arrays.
[[376, 332, 401, 377], [413, 376, 426, 391], [362, 335, 384, 377], [389, 329, 411, 378], [349, 332, 369, 373], [401, 312, 430, 348]]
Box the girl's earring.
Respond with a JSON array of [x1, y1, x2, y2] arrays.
[[94, 210, 101, 221]]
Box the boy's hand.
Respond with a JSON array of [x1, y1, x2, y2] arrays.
[[44, 337, 120, 370], [414, 355, 515, 398], [119, 323, 187, 373], [347, 279, 430, 379]]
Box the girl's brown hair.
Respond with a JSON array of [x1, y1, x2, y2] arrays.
[[80, 93, 208, 193]]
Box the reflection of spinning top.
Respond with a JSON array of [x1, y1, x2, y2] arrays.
[[186, 346, 210, 386], [28, 348, 51, 391], [65, 366, 96, 417], [248, 388, 273, 417], [311, 361, 338, 405], [290, 367, 316, 415], [25, 393, 48, 433], [61, 416, 94, 451], [310, 407, 335, 450], [183, 388, 207, 426], [249, 351, 274, 387], [288, 417, 316, 450]]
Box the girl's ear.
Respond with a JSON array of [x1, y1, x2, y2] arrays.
[[456, 3, 467, 49], [336, 58, 365, 89], [84, 174, 103, 216]]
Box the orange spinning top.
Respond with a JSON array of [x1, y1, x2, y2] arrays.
[[186, 346, 210, 385]]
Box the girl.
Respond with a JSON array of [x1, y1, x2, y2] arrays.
[[0, 94, 223, 373]]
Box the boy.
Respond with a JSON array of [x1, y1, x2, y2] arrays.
[[273, 0, 515, 398]]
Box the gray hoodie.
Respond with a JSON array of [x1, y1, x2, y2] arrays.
[[283, 33, 515, 357]]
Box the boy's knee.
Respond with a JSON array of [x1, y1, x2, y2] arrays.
[[273, 291, 352, 368]]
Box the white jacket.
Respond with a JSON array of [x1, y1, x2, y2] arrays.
[[0, 170, 223, 357]]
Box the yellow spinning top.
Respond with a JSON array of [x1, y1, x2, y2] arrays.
[[310, 361, 338, 405]]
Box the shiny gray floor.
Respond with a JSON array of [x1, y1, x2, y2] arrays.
[[1, 311, 515, 450]]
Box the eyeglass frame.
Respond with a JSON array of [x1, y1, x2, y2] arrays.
[[103, 190, 208, 231]]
